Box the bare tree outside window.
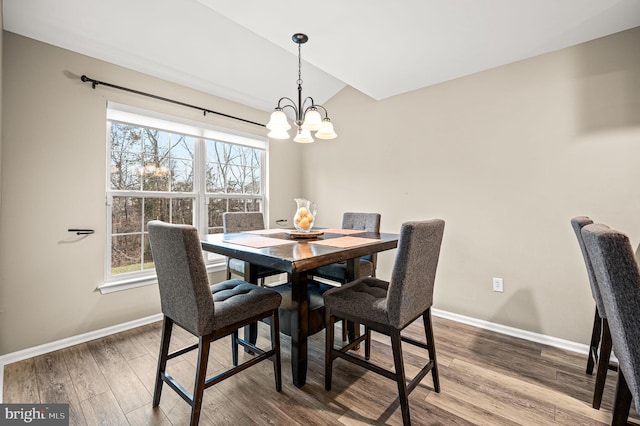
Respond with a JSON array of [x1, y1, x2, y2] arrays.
[[107, 118, 264, 278]]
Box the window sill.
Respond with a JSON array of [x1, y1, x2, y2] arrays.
[[97, 261, 226, 294]]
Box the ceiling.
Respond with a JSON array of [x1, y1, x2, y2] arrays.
[[4, 0, 640, 113]]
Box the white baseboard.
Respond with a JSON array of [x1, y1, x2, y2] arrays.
[[0, 313, 163, 403], [0, 309, 590, 403], [431, 308, 590, 355]]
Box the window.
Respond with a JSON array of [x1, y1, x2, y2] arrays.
[[104, 104, 266, 289]]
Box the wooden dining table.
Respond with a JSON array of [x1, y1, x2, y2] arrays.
[[201, 228, 399, 387]]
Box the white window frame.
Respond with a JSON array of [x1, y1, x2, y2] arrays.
[[99, 103, 267, 294]]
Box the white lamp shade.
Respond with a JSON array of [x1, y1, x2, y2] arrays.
[[266, 110, 291, 130], [301, 108, 322, 131], [267, 128, 290, 139], [315, 119, 337, 139], [293, 129, 314, 143]]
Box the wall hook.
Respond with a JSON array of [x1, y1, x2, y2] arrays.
[[68, 229, 95, 235]]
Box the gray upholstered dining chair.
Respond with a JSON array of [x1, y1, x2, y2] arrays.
[[313, 212, 381, 340], [324, 219, 445, 426], [223, 212, 282, 285], [313, 212, 381, 282], [582, 223, 640, 425], [571, 216, 616, 409], [148, 220, 282, 426]]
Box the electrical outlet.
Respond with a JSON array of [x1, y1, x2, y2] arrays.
[[493, 277, 504, 292]]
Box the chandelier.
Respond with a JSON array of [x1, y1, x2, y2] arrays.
[[266, 33, 337, 143]]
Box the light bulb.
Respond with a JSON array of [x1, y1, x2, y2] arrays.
[[315, 118, 337, 139], [293, 129, 314, 143], [301, 108, 322, 131], [268, 128, 290, 139], [266, 109, 291, 130]]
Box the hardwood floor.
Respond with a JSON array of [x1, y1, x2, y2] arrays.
[[3, 315, 638, 425]]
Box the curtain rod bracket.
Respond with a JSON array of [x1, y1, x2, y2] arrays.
[[81, 74, 98, 89]]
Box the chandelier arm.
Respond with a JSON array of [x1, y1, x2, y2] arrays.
[[301, 96, 316, 112], [276, 97, 297, 109], [314, 104, 330, 118], [276, 98, 301, 123], [279, 103, 300, 116]]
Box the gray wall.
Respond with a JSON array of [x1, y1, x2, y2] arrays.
[[0, 32, 300, 355], [304, 26, 640, 344]]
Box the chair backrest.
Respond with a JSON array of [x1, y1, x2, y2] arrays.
[[343, 212, 381, 264], [582, 223, 640, 409], [570, 216, 606, 318], [147, 221, 215, 336], [387, 219, 445, 329], [342, 212, 381, 232], [223, 212, 265, 233]]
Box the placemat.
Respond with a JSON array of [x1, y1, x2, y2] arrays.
[[223, 236, 296, 248], [308, 236, 381, 248], [321, 228, 370, 235]]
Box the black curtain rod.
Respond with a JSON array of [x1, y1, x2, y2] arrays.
[[80, 75, 266, 128]]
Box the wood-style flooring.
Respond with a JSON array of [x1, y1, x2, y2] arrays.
[[3, 315, 638, 425]]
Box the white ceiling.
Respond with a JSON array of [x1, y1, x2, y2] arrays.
[[4, 0, 640, 113]]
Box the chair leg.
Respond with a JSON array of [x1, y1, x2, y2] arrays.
[[325, 315, 336, 391], [342, 319, 348, 341], [190, 335, 212, 426], [271, 309, 282, 392], [226, 264, 232, 280], [231, 330, 239, 367], [153, 317, 173, 407], [587, 308, 602, 375], [611, 369, 632, 426], [593, 318, 613, 409], [364, 326, 371, 360], [423, 309, 440, 392], [391, 329, 411, 426]]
